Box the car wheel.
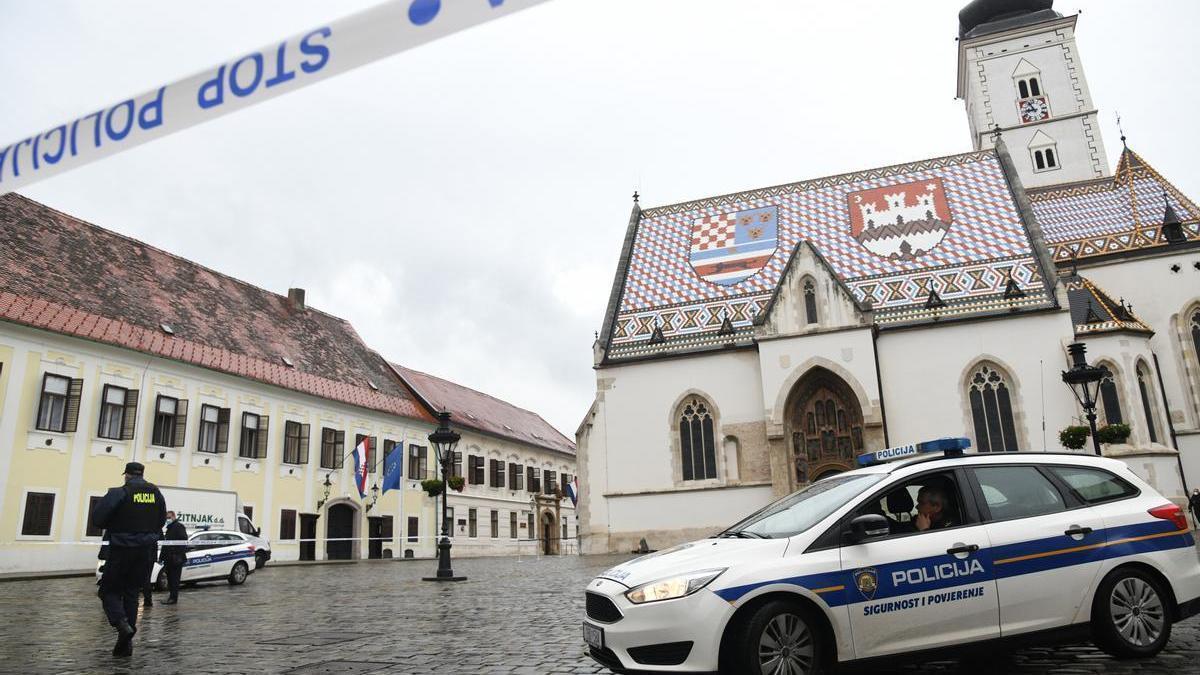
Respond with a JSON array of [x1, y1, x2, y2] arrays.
[[1092, 567, 1172, 659], [255, 552, 267, 570], [738, 599, 825, 675], [228, 561, 249, 586]]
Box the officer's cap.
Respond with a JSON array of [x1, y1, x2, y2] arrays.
[[123, 461, 145, 476]]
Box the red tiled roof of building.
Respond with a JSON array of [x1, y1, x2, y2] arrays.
[[390, 363, 575, 456], [0, 194, 432, 422]]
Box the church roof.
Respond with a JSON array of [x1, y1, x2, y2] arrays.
[[390, 364, 576, 456], [0, 193, 433, 422], [601, 149, 1056, 362], [1062, 273, 1152, 337], [958, 0, 1061, 39], [1027, 147, 1200, 262]]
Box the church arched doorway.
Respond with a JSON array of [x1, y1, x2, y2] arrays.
[[787, 367, 865, 485], [326, 502, 357, 560], [540, 510, 558, 555]]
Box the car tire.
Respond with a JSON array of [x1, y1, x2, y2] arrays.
[[255, 552, 267, 570], [228, 561, 249, 586], [737, 599, 826, 675], [1091, 567, 1172, 659]]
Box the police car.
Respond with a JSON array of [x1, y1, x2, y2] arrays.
[[582, 438, 1200, 674], [97, 529, 258, 589]]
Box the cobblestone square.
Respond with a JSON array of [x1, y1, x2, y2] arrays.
[[2, 553, 1199, 674]]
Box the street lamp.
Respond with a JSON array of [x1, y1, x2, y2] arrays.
[[423, 410, 465, 582], [316, 473, 333, 510], [1061, 342, 1107, 456], [365, 483, 380, 512]]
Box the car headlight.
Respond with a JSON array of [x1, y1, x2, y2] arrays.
[[624, 568, 726, 604]]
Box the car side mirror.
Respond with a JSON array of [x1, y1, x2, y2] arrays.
[[845, 514, 890, 544], [254, 527, 261, 537]]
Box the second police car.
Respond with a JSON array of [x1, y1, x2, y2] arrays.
[[582, 438, 1200, 674]]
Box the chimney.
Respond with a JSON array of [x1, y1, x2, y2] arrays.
[[287, 287, 306, 312]]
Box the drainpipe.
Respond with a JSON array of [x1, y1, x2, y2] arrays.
[[1152, 353, 1188, 493], [871, 325, 890, 447]]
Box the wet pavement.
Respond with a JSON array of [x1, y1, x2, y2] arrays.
[[0, 552, 1198, 674]]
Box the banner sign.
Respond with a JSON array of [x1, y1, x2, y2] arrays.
[[0, 0, 549, 196]]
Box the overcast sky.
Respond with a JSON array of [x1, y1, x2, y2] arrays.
[[3, 0, 1197, 438]]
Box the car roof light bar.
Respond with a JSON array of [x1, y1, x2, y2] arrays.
[[856, 437, 971, 467]]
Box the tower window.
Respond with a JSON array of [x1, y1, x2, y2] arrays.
[[1034, 150, 1045, 170], [803, 280, 818, 324], [1028, 77, 1041, 96], [1018, 80, 1029, 99], [1044, 148, 1056, 168], [1029, 132, 1061, 174]]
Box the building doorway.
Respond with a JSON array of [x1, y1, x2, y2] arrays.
[[787, 367, 865, 485], [367, 516, 384, 559], [540, 510, 558, 555], [326, 503, 356, 560], [299, 514, 318, 561]]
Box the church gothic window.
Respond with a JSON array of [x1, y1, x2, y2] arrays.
[[1191, 310, 1200, 374], [967, 364, 1019, 452], [678, 397, 716, 481], [803, 280, 818, 324], [1098, 367, 1123, 426], [1136, 362, 1160, 444]]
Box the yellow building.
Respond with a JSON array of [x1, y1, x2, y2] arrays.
[[0, 194, 573, 574]]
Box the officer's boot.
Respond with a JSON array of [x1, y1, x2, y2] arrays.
[[112, 620, 135, 657]]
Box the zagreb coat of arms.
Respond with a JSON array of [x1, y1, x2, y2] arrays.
[[848, 178, 953, 261]]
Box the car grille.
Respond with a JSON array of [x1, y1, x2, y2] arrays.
[[628, 641, 694, 666], [585, 592, 623, 623], [587, 646, 625, 671]]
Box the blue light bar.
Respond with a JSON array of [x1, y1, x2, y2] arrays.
[[856, 437, 971, 467]]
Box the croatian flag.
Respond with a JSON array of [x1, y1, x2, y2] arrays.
[[351, 437, 371, 499], [565, 475, 580, 507]]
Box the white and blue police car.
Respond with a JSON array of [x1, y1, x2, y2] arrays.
[[97, 529, 258, 589], [583, 438, 1200, 673]]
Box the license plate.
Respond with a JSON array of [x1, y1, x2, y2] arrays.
[[582, 622, 604, 649]]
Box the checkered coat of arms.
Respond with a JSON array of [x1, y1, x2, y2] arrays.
[[688, 206, 779, 286]]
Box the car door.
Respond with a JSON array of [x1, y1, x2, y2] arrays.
[[206, 533, 241, 579], [183, 532, 214, 581], [967, 464, 1106, 636], [839, 468, 998, 659]]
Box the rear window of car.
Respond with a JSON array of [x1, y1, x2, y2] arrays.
[[974, 466, 1066, 521], [1049, 465, 1139, 504]]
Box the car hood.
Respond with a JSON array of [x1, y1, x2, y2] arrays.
[[597, 538, 789, 588]]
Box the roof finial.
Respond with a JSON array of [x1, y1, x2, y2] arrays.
[[1116, 111, 1127, 149], [632, 190, 639, 204], [990, 123, 1003, 142]]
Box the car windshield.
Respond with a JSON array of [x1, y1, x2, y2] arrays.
[[718, 474, 885, 539]]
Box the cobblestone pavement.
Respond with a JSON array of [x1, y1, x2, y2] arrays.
[[1, 552, 1199, 674]]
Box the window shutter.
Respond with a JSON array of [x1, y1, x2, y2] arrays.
[[256, 415, 270, 458], [369, 436, 378, 473], [86, 495, 104, 537], [216, 408, 231, 453], [172, 399, 189, 447], [336, 430, 346, 468], [120, 388, 139, 440], [64, 378, 84, 433], [299, 424, 310, 464], [381, 515, 393, 538], [21, 493, 55, 536]]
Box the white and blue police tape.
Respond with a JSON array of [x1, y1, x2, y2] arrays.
[[0, 0, 549, 196]]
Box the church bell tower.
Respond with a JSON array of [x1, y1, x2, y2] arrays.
[[956, 0, 1110, 188]]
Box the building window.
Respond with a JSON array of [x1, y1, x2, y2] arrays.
[[968, 364, 1019, 452], [283, 421, 309, 464], [151, 396, 188, 447], [21, 492, 55, 536], [544, 469, 558, 494], [490, 510, 499, 539], [354, 434, 378, 473], [97, 385, 132, 440], [469, 455, 485, 485], [320, 428, 345, 469], [509, 463, 524, 491], [407, 516, 419, 543], [527, 512, 534, 537], [452, 451, 463, 479], [36, 374, 80, 433], [509, 512, 518, 539], [1032, 147, 1058, 171], [1191, 310, 1200, 374], [240, 412, 268, 459], [468, 508, 477, 538], [527, 466, 541, 492], [198, 405, 230, 453], [488, 459, 505, 488], [1099, 368, 1123, 426], [804, 280, 818, 324], [1017, 76, 1041, 98], [85, 495, 104, 537], [563, 521, 569, 542], [279, 509, 297, 540], [678, 396, 717, 481], [561, 472, 571, 494], [408, 444, 428, 479], [1137, 363, 1160, 444]]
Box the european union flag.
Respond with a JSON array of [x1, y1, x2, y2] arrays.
[[382, 442, 404, 494]]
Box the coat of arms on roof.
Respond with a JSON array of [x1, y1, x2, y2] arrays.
[[849, 178, 953, 261], [688, 205, 779, 286]]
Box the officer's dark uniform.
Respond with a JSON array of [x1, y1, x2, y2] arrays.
[[160, 518, 188, 603], [92, 462, 166, 657]]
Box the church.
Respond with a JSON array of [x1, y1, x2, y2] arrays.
[[575, 0, 1200, 554]]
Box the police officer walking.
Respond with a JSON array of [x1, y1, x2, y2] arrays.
[[92, 462, 166, 657], [160, 510, 188, 604]]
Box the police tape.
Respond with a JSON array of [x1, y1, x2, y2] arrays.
[[0, 0, 550, 196], [6, 535, 575, 546]]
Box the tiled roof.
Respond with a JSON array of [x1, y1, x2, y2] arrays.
[[1028, 147, 1200, 262], [390, 364, 576, 456], [1062, 273, 1152, 336], [604, 150, 1055, 360], [0, 194, 433, 422]]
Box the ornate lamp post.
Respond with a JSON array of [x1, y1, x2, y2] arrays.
[[423, 410, 465, 582], [1061, 342, 1107, 456], [365, 483, 380, 512], [316, 473, 333, 510]]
